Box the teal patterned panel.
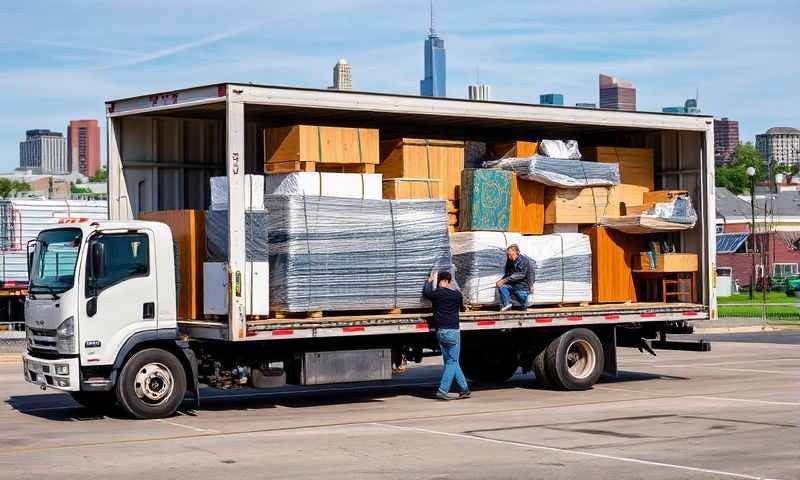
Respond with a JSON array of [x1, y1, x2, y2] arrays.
[[460, 169, 513, 231]]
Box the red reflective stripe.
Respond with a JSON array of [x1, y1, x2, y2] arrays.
[[567, 316, 582, 321], [476, 320, 496, 326], [640, 313, 657, 318], [682, 311, 698, 316], [271, 329, 294, 336], [604, 314, 620, 320], [535, 318, 552, 324], [246, 330, 257, 337], [415, 323, 429, 330], [343, 326, 365, 333]]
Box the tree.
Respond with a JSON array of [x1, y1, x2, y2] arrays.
[[0, 179, 30, 198], [91, 167, 108, 182], [715, 142, 766, 195], [71, 185, 92, 194]]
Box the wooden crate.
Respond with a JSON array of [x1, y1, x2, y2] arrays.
[[545, 187, 616, 224], [264, 125, 379, 165], [382, 178, 444, 199], [139, 210, 205, 320], [378, 138, 465, 201], [582, 226, 648, 303], [265, 160, 375, 174], [643, 190, 689, 204], [510, 176, 544, 234], [633, 253, 699, 272], [583, 147, 654, 190], [490, 141, 538, 159], [608, 184, 647, 216]]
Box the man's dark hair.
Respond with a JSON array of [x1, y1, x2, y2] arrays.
[[438, 271, 452, 282]]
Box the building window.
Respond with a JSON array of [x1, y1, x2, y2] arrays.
[[716, 267, 732, 277], [773, 263, 799, 278], [715, 224, 724, 234]]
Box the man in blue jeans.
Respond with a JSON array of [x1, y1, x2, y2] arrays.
[[422, 270, 470, 400], [496, 244, 534, 311]]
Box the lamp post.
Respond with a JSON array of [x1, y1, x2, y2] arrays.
[[746, 166, 757, 300]]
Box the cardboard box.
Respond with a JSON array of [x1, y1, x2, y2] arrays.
[[379, 138, 465, 201], [264, 125, 379, 165], [545, 187, 615, 224], [633, 253, 699, 272]]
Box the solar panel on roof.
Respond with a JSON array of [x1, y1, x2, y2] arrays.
[[716, 233, 749, 253]]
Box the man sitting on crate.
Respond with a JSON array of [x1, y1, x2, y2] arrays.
[[423, 270, 471, 400], [496, 244, 534, 312]]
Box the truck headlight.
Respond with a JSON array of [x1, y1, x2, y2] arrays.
[[55, 364, 70, 375], [56, 317, 76, 355]]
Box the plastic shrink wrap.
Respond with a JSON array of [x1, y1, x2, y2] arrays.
[[488, 155, 620, 188], [263, 172, 383, 199], [538, 139, 582, 159], [210, 175, 265, 211]]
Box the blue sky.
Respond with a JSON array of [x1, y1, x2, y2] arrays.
[[1, 0, 798, 172]]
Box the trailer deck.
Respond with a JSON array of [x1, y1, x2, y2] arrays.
[[178, 302, 708, 341]]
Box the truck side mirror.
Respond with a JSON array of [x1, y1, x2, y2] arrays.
[[26, 240, 36, 276], [91, 242, 106, 283]]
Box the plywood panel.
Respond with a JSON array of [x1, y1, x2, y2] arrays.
[[382, 178, 443, 199], [139, 210, 205, 320], [584, 147, 654, 190], [510, 176, 544, 234], [264, 125, 379, 165], [582, 226, 647, 303], [545, 187, 615, 224]]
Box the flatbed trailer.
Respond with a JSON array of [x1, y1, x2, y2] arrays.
[[20, 83, 715, 419]]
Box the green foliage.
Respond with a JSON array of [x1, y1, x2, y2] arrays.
[[715, 142, 766, 194], [91, 167, 108, 182], [71, 185, 92, 194], [0, 179, 30, 198]]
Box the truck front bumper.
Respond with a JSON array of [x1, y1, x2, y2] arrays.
[[22, 353, 80, 392]]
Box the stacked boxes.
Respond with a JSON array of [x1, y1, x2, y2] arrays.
[[263, 125, 380, 173]]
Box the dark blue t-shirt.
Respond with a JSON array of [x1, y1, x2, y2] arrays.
[[422, 283, 463, 330]]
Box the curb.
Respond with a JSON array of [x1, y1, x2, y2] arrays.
[[693, 325, 777, 334]]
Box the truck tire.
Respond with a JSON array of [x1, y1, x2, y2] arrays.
[[461, 347, 518, 383], [544, 328, 604, 391], [69, 391, 117, 411], [532, 347, 553, 388], [116, 348, 187, 419]]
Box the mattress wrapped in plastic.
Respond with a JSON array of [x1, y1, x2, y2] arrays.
[[600, 196, 698, 234], [451, 232, 592, 306], [539, 139, 582, 159], [488, 155, 620, 188], [210, 175, 265, 211], [459, 169, 513, 231], [263, 172, 383, 199], [205, 210, 269, 262], [265, 195, 452, 312]]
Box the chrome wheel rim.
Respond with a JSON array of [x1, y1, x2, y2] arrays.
[[134, 362, 174, 405], [565, 339, 596, 380]]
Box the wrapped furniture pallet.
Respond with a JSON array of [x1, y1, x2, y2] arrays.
[[490, 155, 620, 187], [265, 195, 451, 313], [600, 195, 698, 234], [451, 232, 592, 306], [264, 172, 383, 199], [263, 125, 379, 173], [459, 169, 513, 231]]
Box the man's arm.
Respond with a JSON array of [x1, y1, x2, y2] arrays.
[[422, 271, 437, 300]]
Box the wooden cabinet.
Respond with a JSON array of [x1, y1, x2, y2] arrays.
[[582, 226, 647, 303]]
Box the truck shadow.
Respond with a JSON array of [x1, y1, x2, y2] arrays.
[[5, 368, 687, 421]]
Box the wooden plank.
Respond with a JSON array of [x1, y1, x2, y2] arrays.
[[643, 190, 689, 204], [633, 253, 699, 272], [582, 226, 647, 303], [382, 178, 444, 199], [584, 147, 655, 190], [140, 210, 205, 319], [264, 125, 379, 165], [509, 176, 544, 234]]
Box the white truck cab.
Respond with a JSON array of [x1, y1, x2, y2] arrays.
[[22, 220, 196, 418]]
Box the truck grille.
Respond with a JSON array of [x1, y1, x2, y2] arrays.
[[29, 328, 58, 355]]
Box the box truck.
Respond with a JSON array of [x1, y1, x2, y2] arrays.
[[22, 84, 715, 419]]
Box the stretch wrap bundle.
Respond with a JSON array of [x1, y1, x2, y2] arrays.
[[488, 155, 620, 188], [451, 232, 592, 306], [265, 195, 452, 312], [205, 210, 270, 262]]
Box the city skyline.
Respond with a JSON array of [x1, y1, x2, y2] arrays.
[[0, 1, 797, 170]]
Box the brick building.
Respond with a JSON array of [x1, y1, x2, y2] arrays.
[[599, 74, 636, 111], [67, 119, 101, 178], [713, 117, 739, 165]]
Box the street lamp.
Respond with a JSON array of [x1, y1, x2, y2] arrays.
[[746, 166, 757, 299]]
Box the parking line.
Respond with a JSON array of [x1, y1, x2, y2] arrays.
[[693, 396, 800, 407], [372, 423, 782, 480], [155, 419, 219, 434]]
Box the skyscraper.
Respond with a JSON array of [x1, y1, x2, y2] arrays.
[[714, 117, 740, 165], [420, 1, 446, 97], [540, 93, 564, 106], [599, 74, 636, 111], [19, 129, 68, 174], [67, 119, 101, 177], [662, 98, 702, 115], [328, 59, 352, 91]]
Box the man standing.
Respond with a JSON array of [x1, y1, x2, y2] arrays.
[[423, 270, 470, 400], [495, 244, 533, 312]]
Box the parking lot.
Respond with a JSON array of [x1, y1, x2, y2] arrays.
[[1, 331, 798, 480]]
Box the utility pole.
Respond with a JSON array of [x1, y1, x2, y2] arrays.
[[746, 167, 757, 300]]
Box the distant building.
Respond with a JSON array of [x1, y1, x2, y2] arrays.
[[662, 98, 701, 115], [599, 74, 636, 111], [540, 93, 564, 106], [575, 102, 596, 109], [467, 84, 491, 101], [756, 127, 800, 166], [420, 1, 446, 97], [67, 119, 101, 178], [0, 171, 89, 200], [19, 129, 68, 174], [714, 117, 740, 165], [328, 59, 352, 91]]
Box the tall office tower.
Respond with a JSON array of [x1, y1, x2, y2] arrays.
[[67, 119, 101, 177], [662, 98, 702, 114], [599, 74, 636, 111], [468, 84, 491, 101], [540, 93, 564, 106], [420, 1, 446, 97], [328, 59, 352, 90], [714, 117, 740, 165], [756, 127, 800, 166], [19, 129, 68, 174]]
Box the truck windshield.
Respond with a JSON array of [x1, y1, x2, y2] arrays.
[[29, 229, 82, 295]]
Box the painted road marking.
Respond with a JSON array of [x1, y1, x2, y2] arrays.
[[155, 419, 219, 434]]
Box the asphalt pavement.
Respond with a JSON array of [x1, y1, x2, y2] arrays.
[[1, 331, 798, 479]]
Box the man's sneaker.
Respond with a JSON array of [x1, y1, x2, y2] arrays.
[[500, 304, 513, 312], [458, 390, 472, 399], [436, 390, 455, 400]]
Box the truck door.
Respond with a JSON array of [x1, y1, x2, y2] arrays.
[[79, 230, 158, 366]]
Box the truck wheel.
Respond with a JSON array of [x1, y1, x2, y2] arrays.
[[116, 348, 187, 419], [69, 391, 117, 411], [544, 328, 604, 391], [461, 347, 518, 383], [532, 347, 553, 388]]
